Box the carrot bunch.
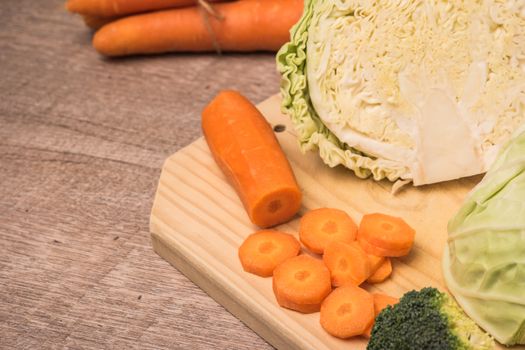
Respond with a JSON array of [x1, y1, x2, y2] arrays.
[[238, 207, 416, 341], [66, 0, 304, 56]]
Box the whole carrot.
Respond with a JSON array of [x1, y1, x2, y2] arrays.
[[93, 0, 304, 56], [202, 90, 302, 228], [67, 0, 225, 17]]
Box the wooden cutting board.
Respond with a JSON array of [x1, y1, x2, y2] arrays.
[[149, 94, 497, 349]]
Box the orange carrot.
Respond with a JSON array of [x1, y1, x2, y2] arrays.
[[238, 230, 300, 277], [357, 213, 415, 257], [322, 241, 371, 287], [67, 0, 225, 17], [366, 253, 385, 276], [299, 208, 357, 254], [93, 0, 304, 56], [372, 293, 399, 314], [201, 91, 302, 228], [358, 237, 409, 257], [363, 293, 399, 338], [81, 15, 117, 30], [272, 255, 331, 314], [320, 285, 375, 338], [366, 258, 392, 284]]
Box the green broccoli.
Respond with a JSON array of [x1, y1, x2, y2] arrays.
[[367, 287, 494, 350]]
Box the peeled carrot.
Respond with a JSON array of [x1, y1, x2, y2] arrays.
[[357, 213, 415, 257], [372, 293, 399, 314], [366, 253, 385, 276], [93, 0, 304, 56], [299, 208, 357, 254], [320, 285, 375, 339], [201, 91, 302, 228], [363, 293, 399, 338], [272, 255, 331, 314], [238, 230, 300, 277], [67, 0, 223, 17], [366, 258, 392, 284], [358, 237, 408, 257], [323, 241, 371, 287]]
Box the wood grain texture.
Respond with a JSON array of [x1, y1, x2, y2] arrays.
[[152, 95, 525, 350], [0, 0, 279, 348]]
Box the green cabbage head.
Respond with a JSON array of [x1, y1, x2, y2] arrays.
[[277, 0, 525, 186], [443, 125, 525, 346]]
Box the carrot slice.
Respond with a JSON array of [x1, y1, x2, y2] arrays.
[[366, 258, 392, 284], [201, 91, 302, 228], [358, 237, 411, 257], [238, 230, 300, 277], [299, 208, 357, 254], [272, 255, 331, 313], [320, 285, 375, 338], [366, 253, 385, 275], [358, 213, 415, 255], [323, 241, 371, 287], [372, 293, 399, 314], [363, 293, 399, 338]]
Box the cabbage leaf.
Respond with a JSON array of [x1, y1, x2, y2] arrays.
[[443, 125, 525, 346]]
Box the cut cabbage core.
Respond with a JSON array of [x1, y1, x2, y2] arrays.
[[306, 0, 525, 185]]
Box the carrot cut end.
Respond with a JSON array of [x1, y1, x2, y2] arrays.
[[252, 187, 301, 228]]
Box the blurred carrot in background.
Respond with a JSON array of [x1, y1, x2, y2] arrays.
[[81, 15, 117, 30], [92, 0, 303, 56], [67, 0, 227, 17]]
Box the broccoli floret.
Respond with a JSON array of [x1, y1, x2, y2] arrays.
[[367, 287, 494, 350]]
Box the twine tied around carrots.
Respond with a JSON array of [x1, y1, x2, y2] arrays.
[[197, 0, 224, 54]]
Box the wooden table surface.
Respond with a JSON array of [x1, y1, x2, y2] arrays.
[[1, 1, 279, 348]]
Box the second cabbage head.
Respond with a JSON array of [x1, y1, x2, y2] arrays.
[[277, 0, 525, 185]]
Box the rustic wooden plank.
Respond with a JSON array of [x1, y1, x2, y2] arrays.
[[0, 0, 279, 348]]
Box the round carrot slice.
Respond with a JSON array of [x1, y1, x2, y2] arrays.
[[299, 208, 357, 254], [366, 258, 393, 284], [358, 235, 411, 257], [272, 255, 331, 313], [366, 253, 385, 275], [358, 213, 415, 252], [323, 241, 371, 287], [320, 285, 374, 338], [238, 230, 301, 277]]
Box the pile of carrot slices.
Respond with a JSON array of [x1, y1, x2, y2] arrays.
[[65, 0, 304, 56], [238, 208, 416, 340]]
